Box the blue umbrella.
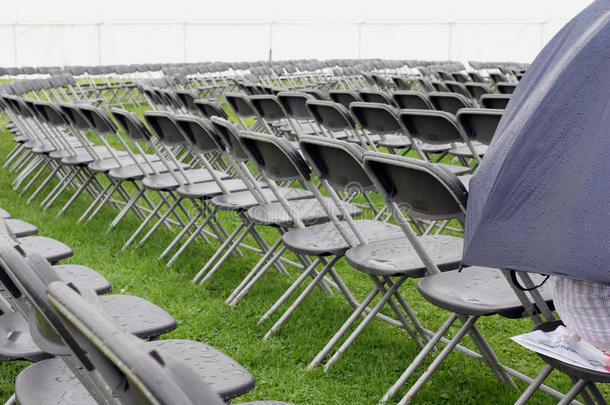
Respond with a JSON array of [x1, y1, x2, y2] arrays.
[[462, 0, 610, 285]]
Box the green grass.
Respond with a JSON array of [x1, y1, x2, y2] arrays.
[[0, 118, 606, 404]]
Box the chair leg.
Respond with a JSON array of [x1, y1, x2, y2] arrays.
[[257, 257, 323, 325], [307, 286, 380, 369], [4, 394, 15, 405], [191, 222, 248, 283], [227, 242, 288, 307], [263, 256, 341, 340], [396, 315, 478, 405], [514, 364, 554, 405], [557, 380, 589, 405], [323, 276, 412, 371]]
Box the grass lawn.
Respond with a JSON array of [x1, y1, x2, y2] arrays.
[[0, 108, 606, 404]]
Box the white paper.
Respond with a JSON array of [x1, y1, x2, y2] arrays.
[[511, 326, 610, 373]]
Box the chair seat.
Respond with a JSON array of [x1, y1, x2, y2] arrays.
[[141, 169, 229, 191], [3, 219, 38, 237], [32, 143, 57, 154], [417, 267, 553, 318], [345, 235, 463, 277], [345, 134, 382, 145], [177, 179, 249, 199], [60, 147, 127, 165], [531, 321, 610, 383], [248, 198, 361, 227], [418, 142, 455, 153], [53, 264, 112, 294], [283, 220, 403, 256], [15, 358, 97, 405], [107, 161, 188, 181], [459, 174, 473, 191], [18, 236, 73, 264], [87, 154, 161, 173], [99, 294, 177, 339], [0, 209, 10, 219], [435, 162, 473, 176], [211, 188, 313, 212], [244, 402, 295, 405], [146, 339, 255, 401], [377, 134, 411, 149], [449, 143, 488, 158], [0, 311, 48, 362]]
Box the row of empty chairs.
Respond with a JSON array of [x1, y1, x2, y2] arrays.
[[2, 61, 603, 405], [0, 210, 293, 404]]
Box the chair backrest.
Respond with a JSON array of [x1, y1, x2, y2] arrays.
[[428, 92, 472, 115], [277, 91, 315, 121], [480, 94, 510, 109], [359, 90, 395, 106], [349, 102, 402, 134], [78, 104, 118, 136], [0, 236, 92, 365], [173, 115, 223, 154], [58, 102, 95, 131], [209, 117, 250, 161], [249, 95, 286, 122], [237, 131, 311, 182], [391, 76, 412, 91], [464, 82, 492, 100], [456, 108, 503, 145], [362, 152, 468, 221], [328, 90, 362, 109], [175, 90, 197, 111], [143, 111, 188, 146], [431, 81, 450, 92], [305, 100, 356, 131], [301, 88, 326, 100], [392, 91, 433, 110], [111, 108, 153, 142], [299, 136, 374, 192], [225, 93, 257, 118], [193, 99, 228, 119], [398, 110, 467, 144], [444, 81, 471, 98], [497, 82, 517, 94], [47, 281, 225, 405], [34, 101, 70, 127]]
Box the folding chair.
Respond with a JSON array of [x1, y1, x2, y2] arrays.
[[328, 89, 362, 109], [46, 281, 294, 405], [392, 90, 434, 110], [397, 109, 484, 168], [497, 82, 518, 94], [455, 108, 504, 147], [480, 93, 511, 109], [355, 153, 565, 404], [193, 98, 229, 120], [276, 91, 322, 138], [349, 102, 412, 155], [359, 89, 397, 106], [444, 81, 472, 99], [224, 92, 265, 130], [234, 132, 398, 336], [465, 82, 493, 102], [305, 99, 377, 148], [428, 91, 476, 115], [192, 117, 312, 284]]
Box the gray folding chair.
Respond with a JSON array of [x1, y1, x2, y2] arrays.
[[47, 281, 294, 405]]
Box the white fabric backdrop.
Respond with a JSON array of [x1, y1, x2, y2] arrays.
[[0, 0, 593, 67]]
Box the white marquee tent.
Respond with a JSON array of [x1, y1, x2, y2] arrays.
[[0, 0, 592, 67]]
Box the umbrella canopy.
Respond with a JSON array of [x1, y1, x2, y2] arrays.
[[462, 0, 610, 284]]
